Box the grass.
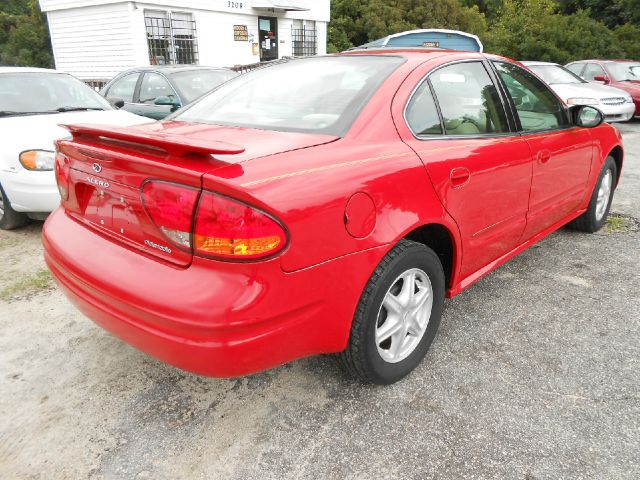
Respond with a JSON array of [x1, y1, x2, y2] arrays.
[[605, 214, 636, 234], [0, 269, 54, 301]]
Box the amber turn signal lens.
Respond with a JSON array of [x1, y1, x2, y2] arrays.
[[20, 150, 55, 171]]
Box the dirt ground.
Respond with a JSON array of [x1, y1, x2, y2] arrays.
[[1, 123, 639, 479]]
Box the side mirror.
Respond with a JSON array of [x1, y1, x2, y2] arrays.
[[111, 99, 125, 109], [154, 96, 181, 110], [593, 74, 610, 84], [571, 105, 604, 128]]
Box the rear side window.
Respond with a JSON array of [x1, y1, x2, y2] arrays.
[[493, 62, 569, 132], [106, 73, 139, 103], [429, 62, 509, 136], [405, 81, 442, 135]]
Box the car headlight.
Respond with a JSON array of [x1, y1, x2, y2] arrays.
[[567, 97, 599, 106], [19, 150, 55, 171]]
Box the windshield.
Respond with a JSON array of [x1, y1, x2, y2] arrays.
[[528, 65, 584, 84], [171, 69, 238, 103], [606, 62, 640, 81], [174, 56, 405, 136], [0, 72, 111, 115]]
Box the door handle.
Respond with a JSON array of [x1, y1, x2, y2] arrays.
[[450, 167, 471, 188], [537, 150, 552, 164]]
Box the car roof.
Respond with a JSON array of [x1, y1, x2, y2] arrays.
[[0, 66, 63, 74], [521, 61, 560, 67], [119, 65, 234, 74]]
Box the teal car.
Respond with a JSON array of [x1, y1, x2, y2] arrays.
[[101, 66, 238, 120]]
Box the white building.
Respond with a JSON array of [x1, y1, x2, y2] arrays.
[[39, 0, 330, 82]]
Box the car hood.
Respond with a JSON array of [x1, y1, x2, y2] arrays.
[[549, 83, 631, 101], [0, 110, 152, 160]]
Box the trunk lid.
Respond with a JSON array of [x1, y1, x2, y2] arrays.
[[56, 121, 337, 266]]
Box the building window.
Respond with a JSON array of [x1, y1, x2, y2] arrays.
[[291, 20, 317, 57], [144, 10, 199, 65]]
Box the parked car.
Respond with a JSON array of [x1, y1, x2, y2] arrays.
[[0, 67, 150, 230], [100, 66, 238, 120], [523, 61, 635, 122], [44, 51, 623, 384], [566, 60, 640, 118]]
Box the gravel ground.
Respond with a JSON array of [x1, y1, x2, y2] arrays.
[[1, 123, 639, 479]]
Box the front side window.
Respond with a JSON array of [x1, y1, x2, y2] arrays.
[[582, 63, 606, 81], [139, 73, 175, 104], [429, 62, 509, 135], [175, 56, 405, 136], [494, 62, 568, 132], [106, 73, 139, 103]]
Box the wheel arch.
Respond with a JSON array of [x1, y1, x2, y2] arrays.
[[404, 222, 457, 289], [607, 145, 623, 187]]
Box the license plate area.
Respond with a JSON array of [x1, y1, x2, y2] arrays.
[[68, 168, 192, 266]]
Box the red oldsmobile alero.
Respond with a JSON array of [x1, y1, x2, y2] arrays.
[[43, 50, 623, 384]]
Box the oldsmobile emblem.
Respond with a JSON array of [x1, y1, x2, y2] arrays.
[[92, 163, 102, 173]]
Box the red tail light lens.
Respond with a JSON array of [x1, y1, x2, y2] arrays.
[[142, 181, 199, 249], [54, 152, 70, 201], [194, 192, 287, 260]]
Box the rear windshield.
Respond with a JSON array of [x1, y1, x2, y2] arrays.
[[171, 69, 238, 103], [173, 56, 405, 136]]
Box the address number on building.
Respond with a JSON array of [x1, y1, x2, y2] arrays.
[[228, 1, 243, 8]]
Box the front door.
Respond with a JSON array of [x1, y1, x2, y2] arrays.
[[400, 60, 533, 279], [259, 16, 278, 62], [492, 61, 593, 239]]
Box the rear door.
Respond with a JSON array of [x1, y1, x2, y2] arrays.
[[398, 59, 534, 279], [491, 61, 593, 239]]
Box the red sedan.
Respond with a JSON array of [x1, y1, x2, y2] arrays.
[[43, 50, 623, 384]]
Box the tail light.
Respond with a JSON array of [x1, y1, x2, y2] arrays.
[[142, 181, 287, 260], [194, 192, 287, 260], [55, 152, 70, 201], [142, 181, 200, 249]]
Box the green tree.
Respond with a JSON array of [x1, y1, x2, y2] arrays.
[[613, 23, 640, 58], [328, 0, 488, 52], [556, 0, 640, 28], [485, 0, 622, 63], [0, 0, 53, 68]]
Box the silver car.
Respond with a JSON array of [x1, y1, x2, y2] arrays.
[[522, 61, 635, 122]]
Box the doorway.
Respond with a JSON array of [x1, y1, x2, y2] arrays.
[[258, 16, 278, 62]]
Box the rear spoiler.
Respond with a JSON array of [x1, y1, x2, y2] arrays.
[[60, 123, 245, 157]]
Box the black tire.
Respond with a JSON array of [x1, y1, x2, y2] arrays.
[[0, 183, 29, 230], [568, 156, 617, 233], [338, 239, 445, 385]]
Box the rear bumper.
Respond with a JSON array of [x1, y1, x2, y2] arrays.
[[1, 169, 60, 213], [43, 208, 383, 377]]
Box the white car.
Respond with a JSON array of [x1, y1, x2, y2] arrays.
[[522, 61, 635, 123], [0, 67, 151, 229]]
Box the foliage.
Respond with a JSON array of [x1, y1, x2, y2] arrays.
[[328, 0, 489, 52], [329, 0, 640, 63], [0, 0, 53, 68]]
